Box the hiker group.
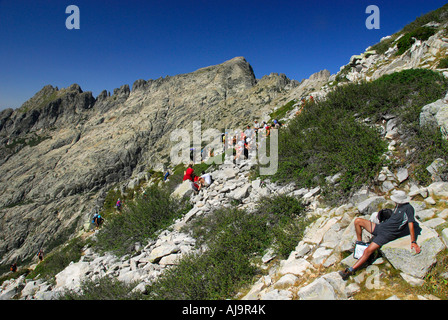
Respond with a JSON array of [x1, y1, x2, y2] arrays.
[[179, 119, 283, 193]]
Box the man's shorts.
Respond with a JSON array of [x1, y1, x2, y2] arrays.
[[371, 223, 410, 247], [371, 227, 393, 247]]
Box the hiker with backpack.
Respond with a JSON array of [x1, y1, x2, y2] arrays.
[[116, 199, 122, 211], [339, 190, 421, 280], [93, 213, 104, 229]]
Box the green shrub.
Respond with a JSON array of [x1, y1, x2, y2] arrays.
[[396, 27, 437, 56], [370, 3, 448, 56], [370, 37, 395, 55], [60, 275, 144, 300], [255, 194, 308, 257], [406, 126, 448, 185], [273, 102, 386, 204], [401, 4, 448, 34], [271, 69, 448, 204], [270, 99, 297, 120], [147, 207, 269, 300], [94, 184, 191, 256], [27, 237, 86, 281], [102, 187, 123, 214], [438, 58, 448, 69], [396, 33, 415, 56], [146, 196, 308, 300]]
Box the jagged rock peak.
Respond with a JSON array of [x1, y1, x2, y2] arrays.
[[17, 83, 85, 113], [131, 56, 257, 93], [309, 69, 331, 81]]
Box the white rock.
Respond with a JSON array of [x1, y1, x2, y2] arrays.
[[171, 180, 195, 199], [438, 209, 448, 219], [146, 244, 180, 263], [229, 184, 250, 200], [261, 248, 276, 264], [416, 209, 436, 220], [427, 182, 448, 197], [274, 274, 298, 289], [424, 197, 436, 205], [278, 258, 311, 276], [241, 279, 265, 300], [396, 168, 409, 183], [297, 278, 337, 300], [423, 218, 445, 229], [294, 242, 312, 258], [442, 228, 448, 247], [357, 196, 387, 215], [400, 273, 425, 286], [303, 217, 340, 245], [312, 247, 333, 265], [259, 289, 293, 300], [381, 225, 446, 278], [54, 261, 91, 291]]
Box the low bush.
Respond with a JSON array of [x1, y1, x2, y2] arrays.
[[396, 26, 436, 56], [94, 184, 191, 256], [438, 57, 448, 69], [273, 102, 386, 204], [369, 4, 448, 56], [271, 69, 448, 204], [269, 99, 297, 120], [60, 275, 144, 300], [27, 237, 86, 281], [406, 125, 448, 185], [145, 195, 308, 300]]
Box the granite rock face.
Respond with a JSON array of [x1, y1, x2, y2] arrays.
[[0, 57, 304, 264]]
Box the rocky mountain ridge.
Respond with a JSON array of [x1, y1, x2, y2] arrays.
[[0, 56, 328, 266]]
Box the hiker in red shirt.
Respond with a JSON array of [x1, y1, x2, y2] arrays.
[[183, 164, 201, 191]]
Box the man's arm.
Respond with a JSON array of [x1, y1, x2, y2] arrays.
[[409, 222, 421, 254]]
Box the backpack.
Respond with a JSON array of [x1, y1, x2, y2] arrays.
[[378, 208, 393, 223]]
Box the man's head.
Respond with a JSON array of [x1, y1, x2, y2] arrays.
[[390, 190, 411, 205]]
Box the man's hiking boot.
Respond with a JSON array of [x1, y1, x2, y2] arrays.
[[339, 268, 354, 281]]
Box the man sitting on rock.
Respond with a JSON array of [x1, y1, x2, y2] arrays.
[[339, 190, 421, 280]]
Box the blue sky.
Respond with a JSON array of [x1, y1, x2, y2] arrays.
[[0, 0, 447, 110]]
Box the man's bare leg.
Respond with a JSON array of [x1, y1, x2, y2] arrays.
[[354, 218, 375, 241], [352, 242, 380, 271]]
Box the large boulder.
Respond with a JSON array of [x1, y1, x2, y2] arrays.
[[54, 261, 91, 291], [380, 225, 446, 278], [420, 94, 448, 135], [357, 196, 387, 215], [298, 278, 335, 300], [426, 182, 448, 197], [228, 183, 250, 201], [172, 180, 195, 199], [146, 243, 180, 264]]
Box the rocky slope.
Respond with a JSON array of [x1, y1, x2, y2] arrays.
[[3, 7, 448, 301], [1, 145, 447, 300], [0, 56, 331, 266]]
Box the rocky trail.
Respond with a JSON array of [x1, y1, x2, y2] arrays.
[[2, 108, 448, 300]]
